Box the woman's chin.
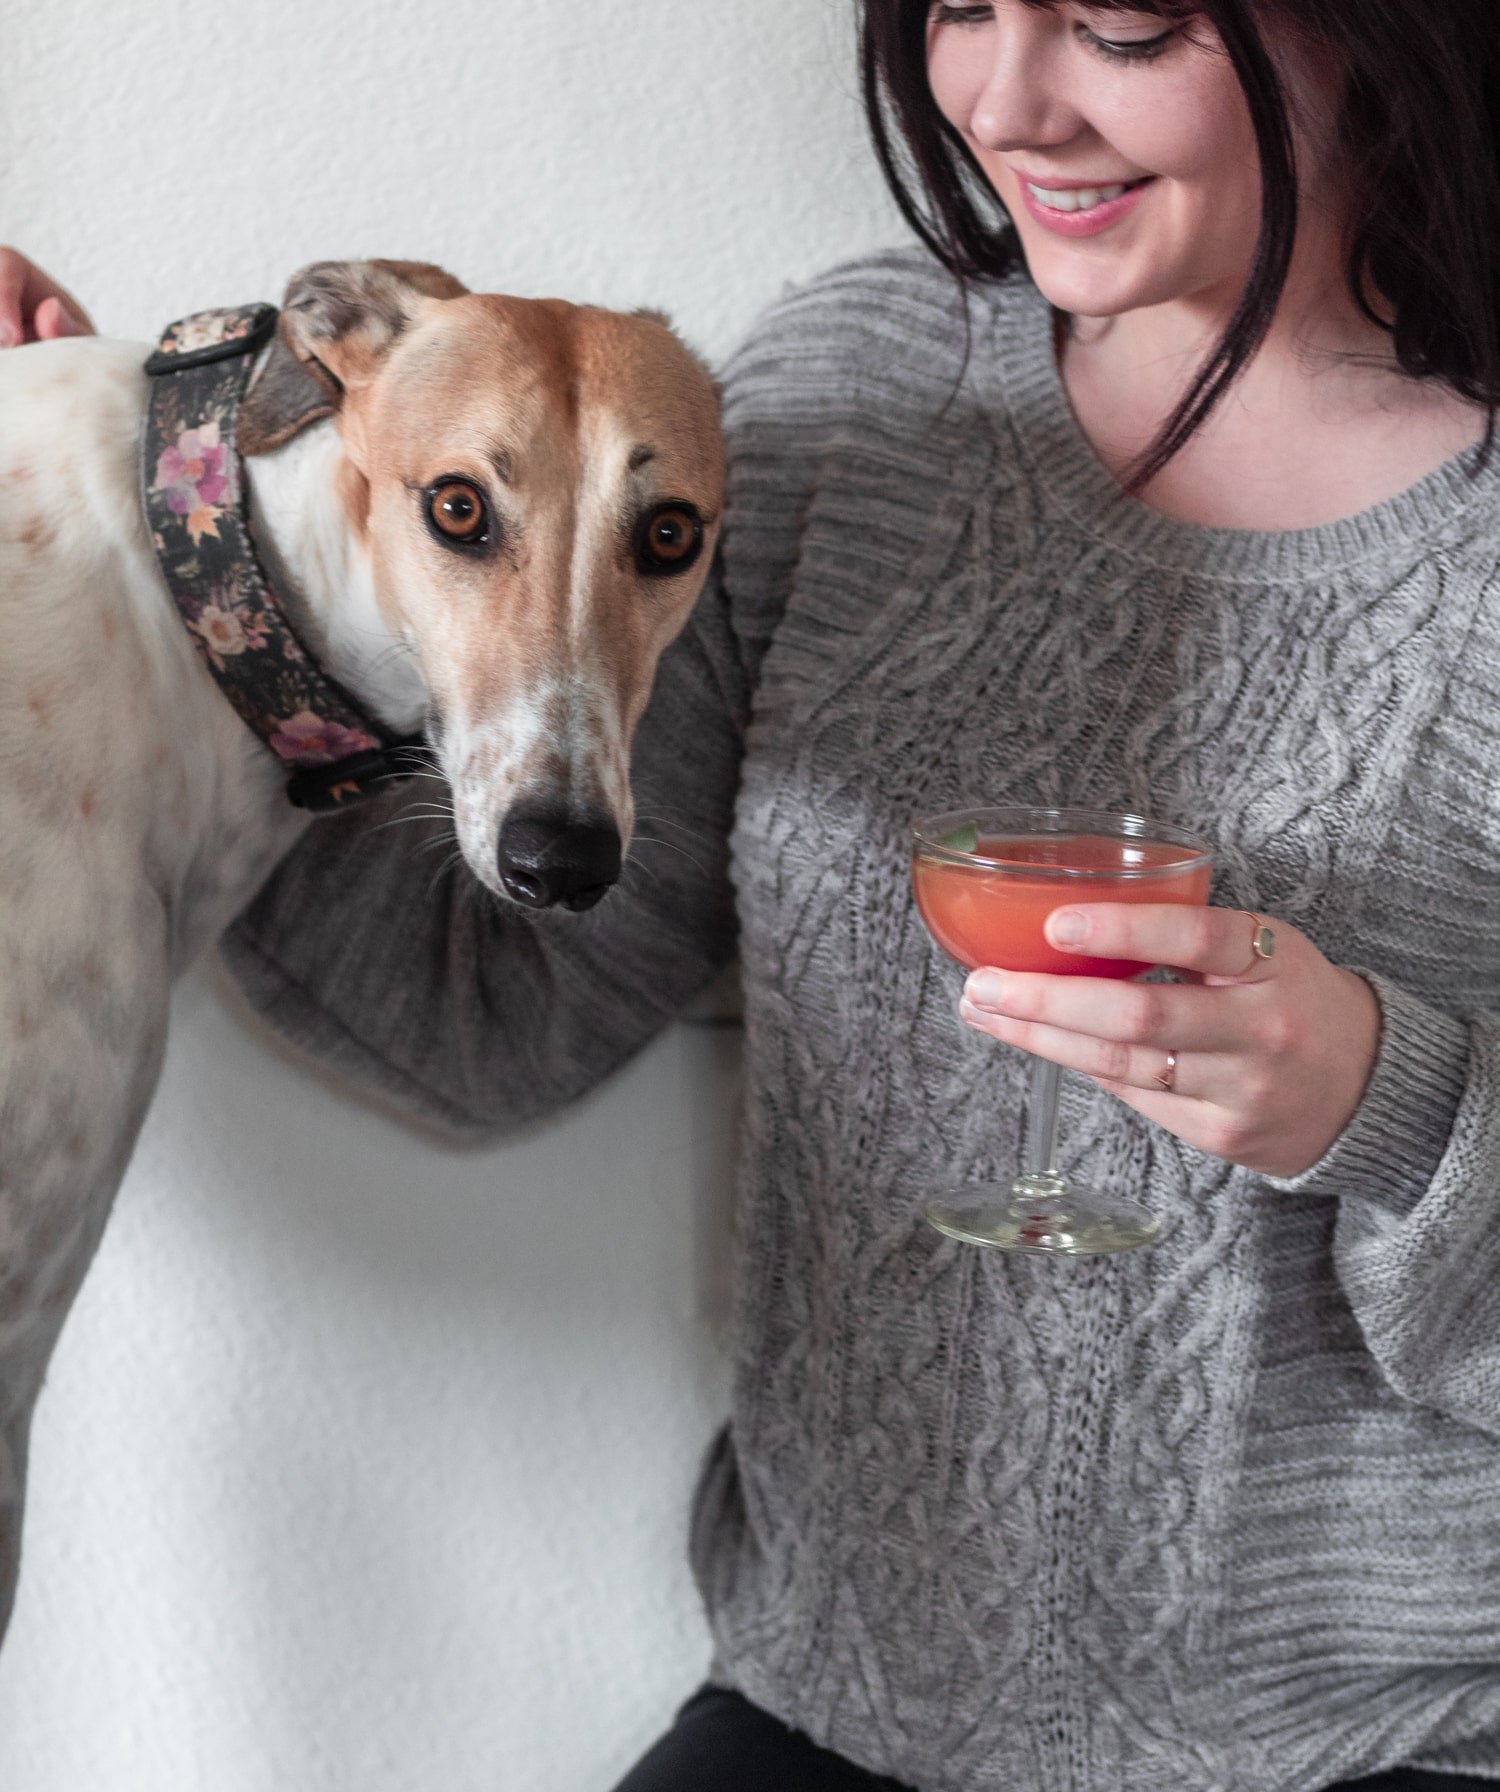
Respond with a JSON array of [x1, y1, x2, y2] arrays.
[[1017, 240, 1168, 322]]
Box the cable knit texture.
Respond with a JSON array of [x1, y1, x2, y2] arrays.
[[222, 250, 1500, 1791]]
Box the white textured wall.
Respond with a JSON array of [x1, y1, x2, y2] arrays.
[[0, 4, 899, 1786]]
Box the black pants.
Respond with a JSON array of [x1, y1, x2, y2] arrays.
[[612, 1687, 1495, 1792]]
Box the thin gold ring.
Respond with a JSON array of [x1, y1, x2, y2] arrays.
[[1246, 912, 1277, 963], [1154, 1050, 1178, 1094]]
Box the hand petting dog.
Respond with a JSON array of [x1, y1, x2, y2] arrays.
[[0, 246, 93, 344]]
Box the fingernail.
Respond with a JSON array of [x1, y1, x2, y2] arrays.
[[966, 971, 1007, 1010], [1049, 910, 1087, 946], [0, 322, 15, 349]]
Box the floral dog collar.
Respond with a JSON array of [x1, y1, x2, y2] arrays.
[[141, 305, 422, 812]]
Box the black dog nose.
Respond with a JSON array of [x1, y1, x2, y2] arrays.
[[496, 812, 622, 911]]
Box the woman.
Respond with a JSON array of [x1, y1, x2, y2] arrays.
[[7, 2, 1500, 1787]]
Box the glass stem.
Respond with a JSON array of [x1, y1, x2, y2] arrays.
[[1023, 1055, 1062, 1181]]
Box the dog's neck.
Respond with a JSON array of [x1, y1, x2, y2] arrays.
[[242, 422, 429, 738]]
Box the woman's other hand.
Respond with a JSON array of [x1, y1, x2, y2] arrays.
[[959, 904, 1383, 1181], [0, 248, 95, 346]]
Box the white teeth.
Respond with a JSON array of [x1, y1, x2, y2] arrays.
[[1027, 181, 1131, 213]]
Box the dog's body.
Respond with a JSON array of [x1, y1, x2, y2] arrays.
[[0, 261, 723, 1638]]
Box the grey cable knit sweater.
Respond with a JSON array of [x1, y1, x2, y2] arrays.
[[222, 249, 1500, 1792]]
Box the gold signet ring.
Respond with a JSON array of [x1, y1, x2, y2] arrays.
[[1247, 913, 1276, 962]]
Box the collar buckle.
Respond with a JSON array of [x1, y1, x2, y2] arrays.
[[285, 739, 425, 813], [144, 304, 279, 377]]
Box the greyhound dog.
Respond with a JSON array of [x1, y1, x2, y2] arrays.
[[0, 258, 725, 1641]]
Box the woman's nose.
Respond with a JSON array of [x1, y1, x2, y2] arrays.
[[967, 21, 1078, 153]]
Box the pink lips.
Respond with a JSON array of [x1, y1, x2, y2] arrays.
[[1015, 176, 1154, 238]]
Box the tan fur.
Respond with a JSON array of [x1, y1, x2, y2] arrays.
[[286, 276, 726, 874]]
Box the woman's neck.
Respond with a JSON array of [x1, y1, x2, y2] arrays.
[[1058, 240, 1488, 532]]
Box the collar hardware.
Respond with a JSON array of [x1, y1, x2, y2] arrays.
[[144, 304, 281, 376], [286, 743, 423, 813]]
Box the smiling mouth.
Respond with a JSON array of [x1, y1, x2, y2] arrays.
[[1024, 177, 1154, 214]]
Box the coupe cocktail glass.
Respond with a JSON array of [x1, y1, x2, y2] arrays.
[[911, 806, 1213, 1255]]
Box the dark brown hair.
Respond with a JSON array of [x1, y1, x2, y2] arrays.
[[861, 0, 1500, 487]]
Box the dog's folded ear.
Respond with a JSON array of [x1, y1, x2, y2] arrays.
[[239, 259, 470, 457]]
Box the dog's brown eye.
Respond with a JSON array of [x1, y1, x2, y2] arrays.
[[427, 480, 489, 546], [636, 504, 703, 576]]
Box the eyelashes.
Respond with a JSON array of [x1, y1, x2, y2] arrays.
[[928, 4, 1179, 65], [1086, 27, 1175, 64]]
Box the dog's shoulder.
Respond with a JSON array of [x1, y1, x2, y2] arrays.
[[0, 338, 155, 572], [0, 336, 151, 471]]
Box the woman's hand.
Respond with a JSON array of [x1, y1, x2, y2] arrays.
[[0, 248, 95, 346], [958, 904, 1382, 1180]]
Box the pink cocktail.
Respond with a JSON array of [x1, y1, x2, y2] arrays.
[[910, 807, 1213, 1254]]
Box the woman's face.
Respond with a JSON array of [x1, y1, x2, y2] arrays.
[[927, 2, 1293, 321]]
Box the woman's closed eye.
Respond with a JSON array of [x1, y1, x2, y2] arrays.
[[1073, 4, 1180, 60], [928, 3, 993, 25], [1079, 24, 1177, 63], [931, 3, 1175, 51], [929, 4, 1178, 61]]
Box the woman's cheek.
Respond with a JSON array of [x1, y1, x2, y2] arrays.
[[926, 33, 984, 134]]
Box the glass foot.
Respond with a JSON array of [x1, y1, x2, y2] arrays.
[[923, 1174, 1160, 1255]]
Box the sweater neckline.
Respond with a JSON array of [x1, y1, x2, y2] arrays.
[[985, 274, 1500, 584]]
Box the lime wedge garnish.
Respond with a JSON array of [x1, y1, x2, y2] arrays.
[[937, 821, 979, 854]]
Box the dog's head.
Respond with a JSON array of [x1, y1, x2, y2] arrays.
[[239, 259, 725, 912]]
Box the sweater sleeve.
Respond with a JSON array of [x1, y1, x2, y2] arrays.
[[1266, 972, 1500, 1437], [218, 568, 746, 1135]]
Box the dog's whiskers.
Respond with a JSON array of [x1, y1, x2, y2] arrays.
[[370, 806, 454, 838], [378, 798, 452, 816], [629, 830, 710, 875], [387, 766, 452, 795], [425, 846, 470, 899], [389, 751, 449, 786], [617, 855, 662, 891], [633, 810, 712, 846]]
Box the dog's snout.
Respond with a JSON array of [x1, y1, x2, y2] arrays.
[[496, 811, 622, 912]]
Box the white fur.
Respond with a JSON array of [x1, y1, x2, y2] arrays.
[[243, 424, 427, 735], [0, 336, 416, 1640]]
